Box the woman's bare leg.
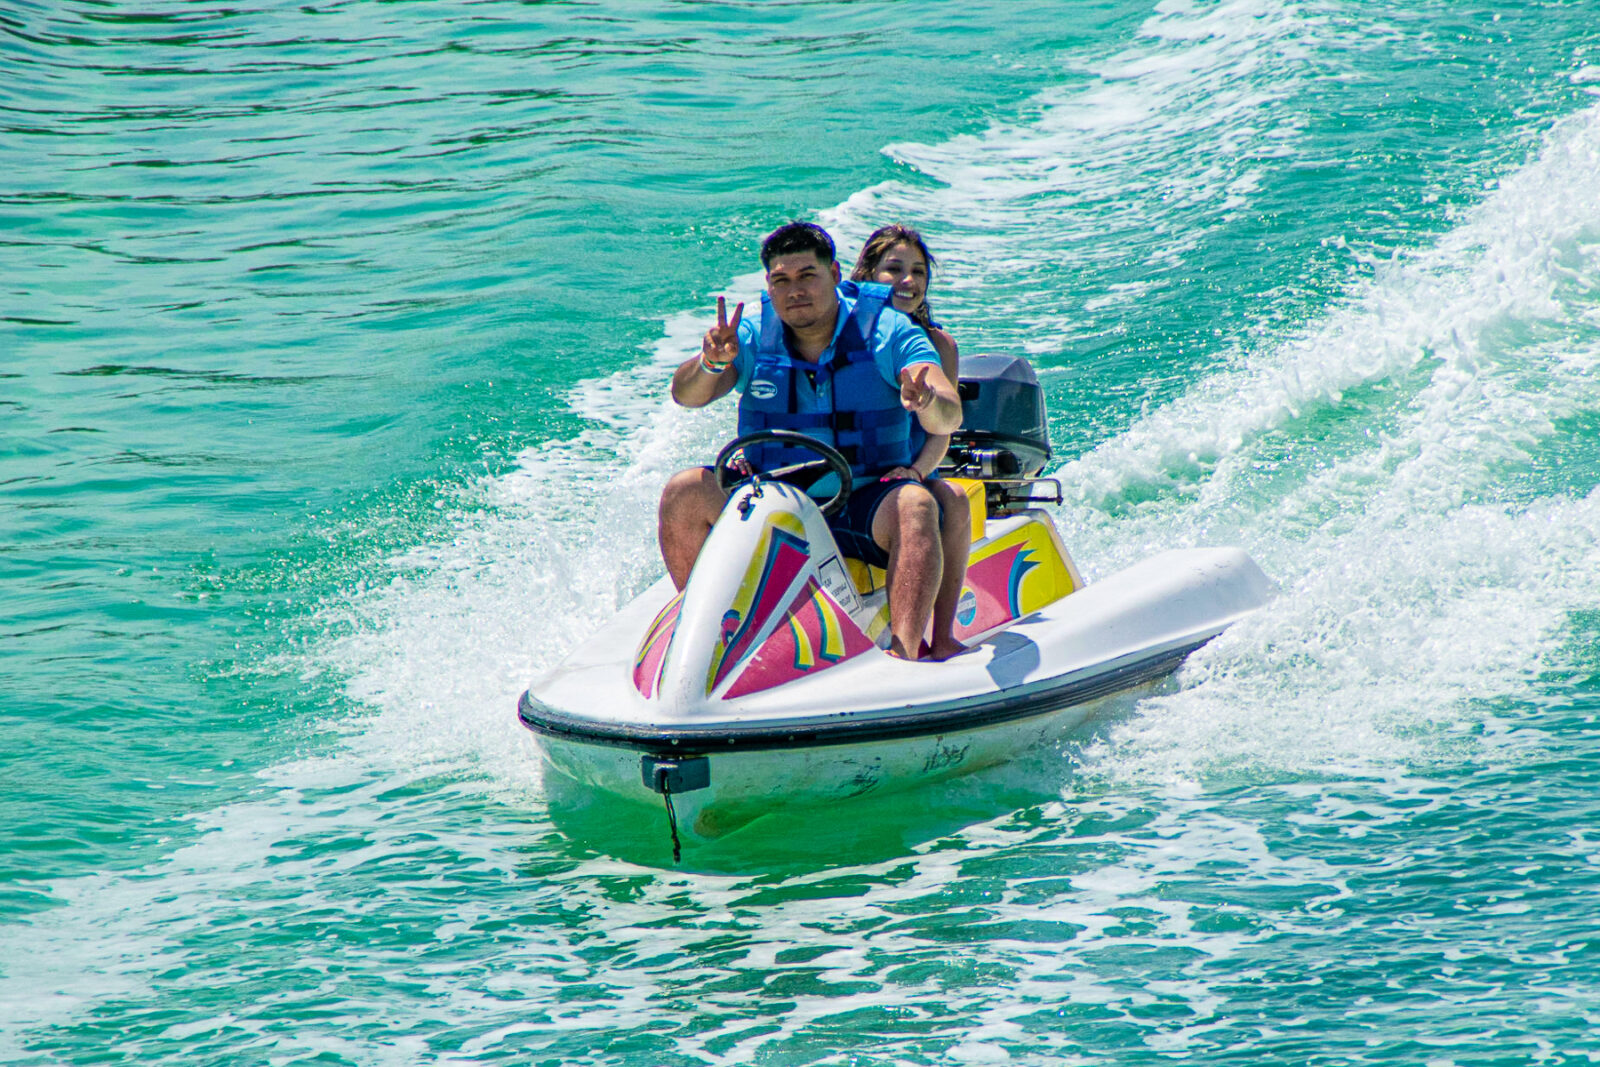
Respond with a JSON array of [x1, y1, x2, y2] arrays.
[[926, 479, 971, 660]]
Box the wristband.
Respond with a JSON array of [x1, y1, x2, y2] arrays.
[[699, 355, 728, 375]]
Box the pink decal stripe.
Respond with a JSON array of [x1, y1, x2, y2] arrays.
[[722, 581, 875, 699], [711, 527, 811, 690], [632, 593, 683, 698]]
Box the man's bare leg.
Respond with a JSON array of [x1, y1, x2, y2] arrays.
[[872, 482, 943, 660], [926, 479, 972, 660], [658, 467, 728, 590]]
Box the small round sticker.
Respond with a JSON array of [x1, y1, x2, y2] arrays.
[[956, 588, 977, 627]]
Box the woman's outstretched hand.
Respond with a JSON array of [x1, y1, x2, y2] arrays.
[[899, 363, 936, 412]]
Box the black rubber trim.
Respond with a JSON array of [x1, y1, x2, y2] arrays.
[[517, 636, 1214, 755]]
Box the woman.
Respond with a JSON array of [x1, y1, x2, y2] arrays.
[[851, 224, 970, 661]]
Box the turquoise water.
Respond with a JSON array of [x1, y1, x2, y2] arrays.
[[5, 0, 1600, 1061]]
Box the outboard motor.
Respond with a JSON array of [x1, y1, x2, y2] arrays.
[[939, 354, 1061, 513]]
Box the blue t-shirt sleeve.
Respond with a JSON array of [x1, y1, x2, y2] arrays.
[[875, 308, 941, 388]]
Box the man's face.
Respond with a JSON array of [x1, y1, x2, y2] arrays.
[[765, 251, 841, 331]]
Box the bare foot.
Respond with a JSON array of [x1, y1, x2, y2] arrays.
[[887, 637, 921, 660], [926, 637, 966, 661]]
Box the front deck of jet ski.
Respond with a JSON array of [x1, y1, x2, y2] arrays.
[[521, 538, 1270, 745]]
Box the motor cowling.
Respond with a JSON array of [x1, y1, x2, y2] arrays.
[[941, 354, 1052, 480]]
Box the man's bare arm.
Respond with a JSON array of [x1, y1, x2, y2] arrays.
[[671, 297, 743, 408]]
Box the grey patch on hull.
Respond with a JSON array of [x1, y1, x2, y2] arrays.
[[843, 759, 884, 798], [922, 740, 971, 774]]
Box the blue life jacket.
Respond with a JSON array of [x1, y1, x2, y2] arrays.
[[737, 280, 924, 484]]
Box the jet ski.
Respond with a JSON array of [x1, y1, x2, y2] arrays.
[[519, 355, 1273, 856]]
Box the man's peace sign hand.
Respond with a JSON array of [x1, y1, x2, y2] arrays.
[[900, 364, 937, 413], [701, 296, 744, 371]]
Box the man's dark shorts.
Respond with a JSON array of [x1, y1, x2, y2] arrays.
[[827, 476, 943, 569], [704, 468, 943, 570]]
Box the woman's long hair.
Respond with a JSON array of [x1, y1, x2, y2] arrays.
[[850, 224, 939, 330]]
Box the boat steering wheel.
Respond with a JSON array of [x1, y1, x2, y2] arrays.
[[714, 430, 853, 517]]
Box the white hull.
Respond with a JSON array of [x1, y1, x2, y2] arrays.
[[536, 694, 1103, 840]]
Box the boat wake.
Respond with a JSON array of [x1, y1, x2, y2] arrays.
[[1061, 101, 1600, 784]]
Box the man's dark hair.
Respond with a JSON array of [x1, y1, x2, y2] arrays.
[[760, 221, 836, 269]]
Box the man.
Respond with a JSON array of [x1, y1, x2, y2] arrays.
[[657, 221, 962, 660]]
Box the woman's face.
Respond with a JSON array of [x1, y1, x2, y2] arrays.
[[872, 242, 929, 314]]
